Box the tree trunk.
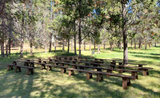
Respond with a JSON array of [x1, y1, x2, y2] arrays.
[[155, 42, 156, 47], [1, 33, 4, 57], [103, 41, 105, 49], [110, 41, 113, 51], [45, 43, 47, 53], [30, 42, 33, 55], [145, 42, 147, 49], [71, 38, 73, 51], [74, 34, 77, 55], [97, 44, 100, 54], [62, 40, 65, 52], [67, 39, 70, 53], [49, 33, 52, 52], [6, 44, 8, 57], [122, 2, 128, 64], [148, 42, 151, 48], [1, 43, 4, 57], [131, 38, 132, 48], [138, 37, 142, 49], [78, 0, 82, 57], [20, 18, 24, 58], [84, 41, 86, 51], [134, 38, 136, 49]]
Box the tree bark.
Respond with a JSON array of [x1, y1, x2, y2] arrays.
[[131, 38, 132, 48], [49, 33, 52, 52], [103, 41, 105, 49], [71, 38, 73, 51], [134, 38, 136, 49], [110, 41, 113, 51], [20, 18, 24, 58], [1, 32, 4, 57], [97, 44, 100, 54], [78, 0, 82, 57], [6, 44, 8, 57], [62, 39, 65, 52], [45, 43, 47, 53], [138, 37, 142, 49], [122, 2, 128, 64], [30, 42, 33, 55], [84, 41, 86, 51], [145, 42, 147, 49], [67, 38, 70, 53], [74, 34, 77, 55]]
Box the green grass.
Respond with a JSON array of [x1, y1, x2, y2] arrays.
[[0, 46, 160, 98]]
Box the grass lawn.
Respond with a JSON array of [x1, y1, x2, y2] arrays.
[[0, 46, 160, 98]]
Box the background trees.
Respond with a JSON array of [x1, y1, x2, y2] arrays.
[[0, 0, 159, 63]]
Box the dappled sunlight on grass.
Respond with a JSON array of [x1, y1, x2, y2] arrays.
[[0, 46, 159, 97]]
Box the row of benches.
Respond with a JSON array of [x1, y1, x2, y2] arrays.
[[4, 58, 153, 89]]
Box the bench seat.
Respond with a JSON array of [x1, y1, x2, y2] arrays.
[[67, 68, 135, 89], [45, 64, 68, 74], [66, 63, 141, 79], [7, 64, 34, 75]]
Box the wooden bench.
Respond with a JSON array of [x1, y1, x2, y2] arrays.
[[45, 64, 68, 74], [109, 64, 153, 76], [67, 68, 135, 89], [66, 63, 140, 80], [111, 61, 147, 67], [12, 60, 41, 67], [7, 64, 34, 75]]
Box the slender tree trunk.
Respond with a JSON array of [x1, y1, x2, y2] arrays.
[[74, 34, 77, 55], [6, 44, 8, 57], [71, 38, 73, 51], [134, 38, 136, 49], [84, 41, 86, 51], [78, 0, 82, 57], [94, 43, 96, 50], [103, 41, 105, 49], [97, 44, 100, 54], [155, 42, 156, 47], [45, 43, 47, 53], [122, 2, 128, 64], [1, 32, 4, 57], [30, 42, 33, 55], [1, 42, 4, 57], [145, 42, 147, 49], [62, 39, 65, 52], [8, 38, 11, 54], [110, 41, 113, 51], [131, 38, 132, 48], [49, 33, 52, 52], [117, 41, 120, 49], [20, 18, 24, 58], [67, 39, 70, 53], [138, 37, 142, 49], [148, 42, 151, 48]]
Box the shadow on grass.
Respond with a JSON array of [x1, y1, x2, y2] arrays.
[[0, 49, 160, 97], [133, 55, 160, 60]]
